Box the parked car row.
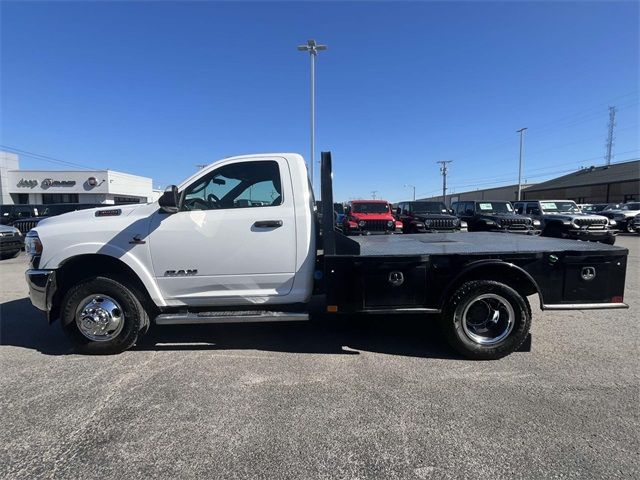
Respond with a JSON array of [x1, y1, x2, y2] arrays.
[[333, 198, 640, 245]]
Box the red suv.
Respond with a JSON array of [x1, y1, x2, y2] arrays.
[[342, 200, 402, 235]]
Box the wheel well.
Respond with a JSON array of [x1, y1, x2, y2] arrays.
[[440, 262, 540, 309], [51, 254, 156, 322]]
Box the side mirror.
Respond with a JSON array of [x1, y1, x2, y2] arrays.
[[159, 185, 180, 214]]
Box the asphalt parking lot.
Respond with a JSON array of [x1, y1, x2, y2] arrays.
[[1, 236, 638, 480]]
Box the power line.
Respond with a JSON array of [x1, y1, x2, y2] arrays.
[[0, 144, 97, 170]]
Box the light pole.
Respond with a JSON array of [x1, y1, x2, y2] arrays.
[[517, 127, 528, 200], [404, 184, 416, 201], [297, 39, 327, 188]]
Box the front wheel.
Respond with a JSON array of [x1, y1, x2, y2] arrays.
[[60, 276, 149, 354], [625, 222, 636, 233], [440, 280, 531, 360]]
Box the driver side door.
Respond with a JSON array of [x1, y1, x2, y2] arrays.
[[147, 157, 297, 306]]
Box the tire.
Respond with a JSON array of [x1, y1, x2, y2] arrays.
[[602, 236, 616, 245], [0, 249, 20, 259], [625, 222, 635, 233], [60, 276, 149, 354], [439, 280, 532, 360]]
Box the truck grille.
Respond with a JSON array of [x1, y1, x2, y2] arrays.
[[428, 218, 458, 230], [361, 220, 389, 231], [12, 220, 39, 235], [575, 218, 607, 229]]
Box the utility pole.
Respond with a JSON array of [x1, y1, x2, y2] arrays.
[[605, 106, 617, 166], [437, 161, 452, 206], [297, 39, 327, 188], [516, 127, 528, 200], [404, 184, 416, 201], [371, 190, 378, 200]]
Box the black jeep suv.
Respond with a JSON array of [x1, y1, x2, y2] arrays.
[[513, 200, 616, 244], [395, 201, 466, 233], [11, 203, 102, 235], [452, 200, 540, 234]]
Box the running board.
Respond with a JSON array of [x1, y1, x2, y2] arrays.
[[155, 310, 309, 325]]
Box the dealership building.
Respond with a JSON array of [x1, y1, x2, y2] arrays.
[[419, 158, 639, 206], [0, 151, 154, 205]]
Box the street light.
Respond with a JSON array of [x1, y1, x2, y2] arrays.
[[516, 127, 528, 200], [404, 184, 416, 201], [297, 39, 327, 188]]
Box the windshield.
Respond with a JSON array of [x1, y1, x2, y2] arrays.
[[476, 202, 514, 214], [412, 202, 447, 214], [540, 201, 580, 213], [621, 203, 640, 210], [351, 203, 390, 214]]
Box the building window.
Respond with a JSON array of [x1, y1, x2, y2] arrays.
[[16, 193, 29, 204], [113, 196, 141, 205], [42, 193, 79, 204], [623, 194, 637, 202]]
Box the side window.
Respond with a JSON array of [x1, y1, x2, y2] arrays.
[[182, 161, 283, 211], [451, 202, 458, 214], [514, 203, 524, 214]]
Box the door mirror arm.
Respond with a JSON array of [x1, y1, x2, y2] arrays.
[[159, 185, 180, 214]]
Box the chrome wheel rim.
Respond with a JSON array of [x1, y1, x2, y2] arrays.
[[462, 294, 514, 345], [75, 295, 124, 342]]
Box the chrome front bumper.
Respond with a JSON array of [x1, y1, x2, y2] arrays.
[[25, 269, 56, 314]]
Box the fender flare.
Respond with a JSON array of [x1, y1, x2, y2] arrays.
[[439, 259, 543, 310], [44, 242, 166, 307]]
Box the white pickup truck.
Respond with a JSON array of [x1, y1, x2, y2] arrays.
[[25, 152, 629, 359]]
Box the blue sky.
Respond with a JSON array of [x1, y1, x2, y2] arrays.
[[1, 1, 638, 202]]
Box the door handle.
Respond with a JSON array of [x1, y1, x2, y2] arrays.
[[253, 220, 283, 228]]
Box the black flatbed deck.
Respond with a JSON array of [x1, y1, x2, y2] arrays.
[[336, 232, 626, 256]]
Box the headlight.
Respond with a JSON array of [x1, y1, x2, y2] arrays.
[[533, 219, 541, 226], [424, 220, 432, 227], [386, 220, 394, 228], [25, 232, 43, 255], [358, 220, 366, 228]]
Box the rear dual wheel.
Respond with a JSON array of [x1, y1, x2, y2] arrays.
[[440, 280, 531, 360]]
